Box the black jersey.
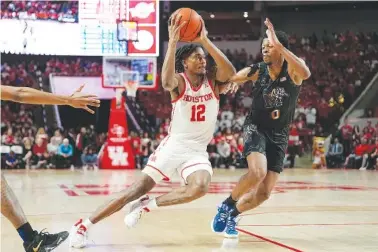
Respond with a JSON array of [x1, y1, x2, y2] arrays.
[[247, 62, 301, 129]]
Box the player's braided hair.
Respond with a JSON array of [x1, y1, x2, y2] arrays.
[[174, 44, 216, 77], [175, 44, 202, 73]]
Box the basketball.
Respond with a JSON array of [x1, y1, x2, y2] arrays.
[[174, 8, 202, 42]]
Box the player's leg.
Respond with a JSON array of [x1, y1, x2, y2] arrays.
[[69, 173, 156, 248], [156, 169, 210, 206], [90, 174, 156, 224], [224, 129, 288, 238], [1, 173, 68, 251], [223, 171, 279, 238], [124, 160, 213, 228], [70, 138, 177, 248], [234, 171, 279, 213], [229, 152, 267, 202], [212, 125, 268, 233], [1, 173, 28, 230]]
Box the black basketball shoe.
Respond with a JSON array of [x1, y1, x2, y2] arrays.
[[23, 230, 69, 252]]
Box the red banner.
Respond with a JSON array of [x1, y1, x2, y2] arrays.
[[99, 96, 135, 169], [127, 0, 159, 56]]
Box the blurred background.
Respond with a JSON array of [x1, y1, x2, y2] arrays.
[[1, 0, 377, 171]]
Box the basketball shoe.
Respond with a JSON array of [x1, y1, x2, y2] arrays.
[[124, 195, 151, 228], [211, 202, 232, 232], [69, 219, 88, 248], [23, 230, 69, 252], [224, 215, 239, 238]]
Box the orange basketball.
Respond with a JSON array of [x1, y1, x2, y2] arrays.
[[174, 8, 202, 42]]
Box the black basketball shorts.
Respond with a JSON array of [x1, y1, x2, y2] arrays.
[[242, 123, 289, 173]]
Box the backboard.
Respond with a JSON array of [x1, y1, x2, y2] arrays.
[[102, 56, 157, 90]]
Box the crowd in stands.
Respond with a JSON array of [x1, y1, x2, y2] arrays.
[[1, 1, 78, 23], [1, 55, 102, 87], [323, 118, 378, 170], [1, 103, 105, 169], [1, 29, 378, 170]]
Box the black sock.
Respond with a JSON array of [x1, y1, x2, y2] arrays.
[[17, 222, 35, 243], [230, 206, 241, 217], [223, 195, 237, 207]]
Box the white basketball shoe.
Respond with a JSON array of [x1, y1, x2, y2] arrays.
[[69, 219, 88, 248], [124, 195, 151, 228]]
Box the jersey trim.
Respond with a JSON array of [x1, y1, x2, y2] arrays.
[[183, 72, 203, 92], [171, 74, 186, 103], [145, 165, 170, 181], [208, 79, 220, 100], [180, 162, 212, 180]]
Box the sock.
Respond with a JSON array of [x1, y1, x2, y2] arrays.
[[82, 219, 93, 229], [223, 195, 237, 207], [145, 198, 158, 211], [230, 206, 241, 217], [17, 222, 35, 243]]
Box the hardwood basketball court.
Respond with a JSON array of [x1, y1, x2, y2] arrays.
[[1, 168, 378, 251]]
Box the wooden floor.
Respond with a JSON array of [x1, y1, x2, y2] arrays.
[[1, 168, 378, 252]]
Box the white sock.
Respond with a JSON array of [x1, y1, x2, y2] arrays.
[[146, 198, 158, 210], [83, 218, 93, 229]]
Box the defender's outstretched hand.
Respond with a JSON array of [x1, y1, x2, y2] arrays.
[[220, 83, 239, 95], [68, 84, 100, 114], [264, 18, 282, 48]]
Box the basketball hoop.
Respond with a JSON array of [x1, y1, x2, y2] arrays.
[[121, 70, 139, 97]]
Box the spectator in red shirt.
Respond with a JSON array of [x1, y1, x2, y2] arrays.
[[362, 127, 372, 140], [129, 131, 142, 168], [340, 118, 353, 155], [237, 137, 243, 154], [340, 118, 353, 138], [214, 131, 223, 145], [363, 121, 375, 136], [2, 128, 15, 145], [224, 128, 234, 144], [345, 138, 370, 169], [32, 138, 48, 168]]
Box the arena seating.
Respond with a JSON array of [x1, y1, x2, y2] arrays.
[[1, 30, 377, 170], [1, 1, 78, 23]]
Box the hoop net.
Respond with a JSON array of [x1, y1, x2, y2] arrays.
[[121, 70, 139, 97]]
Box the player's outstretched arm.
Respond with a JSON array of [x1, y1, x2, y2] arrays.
[[162, 13, 187, 91], [223, 64, 260, 94], [230, 64, 260, 84], [194, 18, 236, 83], [1, 84, 100, 114], [264, 18, 311, 84]]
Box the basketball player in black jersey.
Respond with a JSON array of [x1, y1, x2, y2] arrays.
[[212, 18, 311, 238]]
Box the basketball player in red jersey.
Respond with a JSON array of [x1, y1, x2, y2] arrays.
[[69, 13, 236, 248], [1, 84, 100, 252]]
